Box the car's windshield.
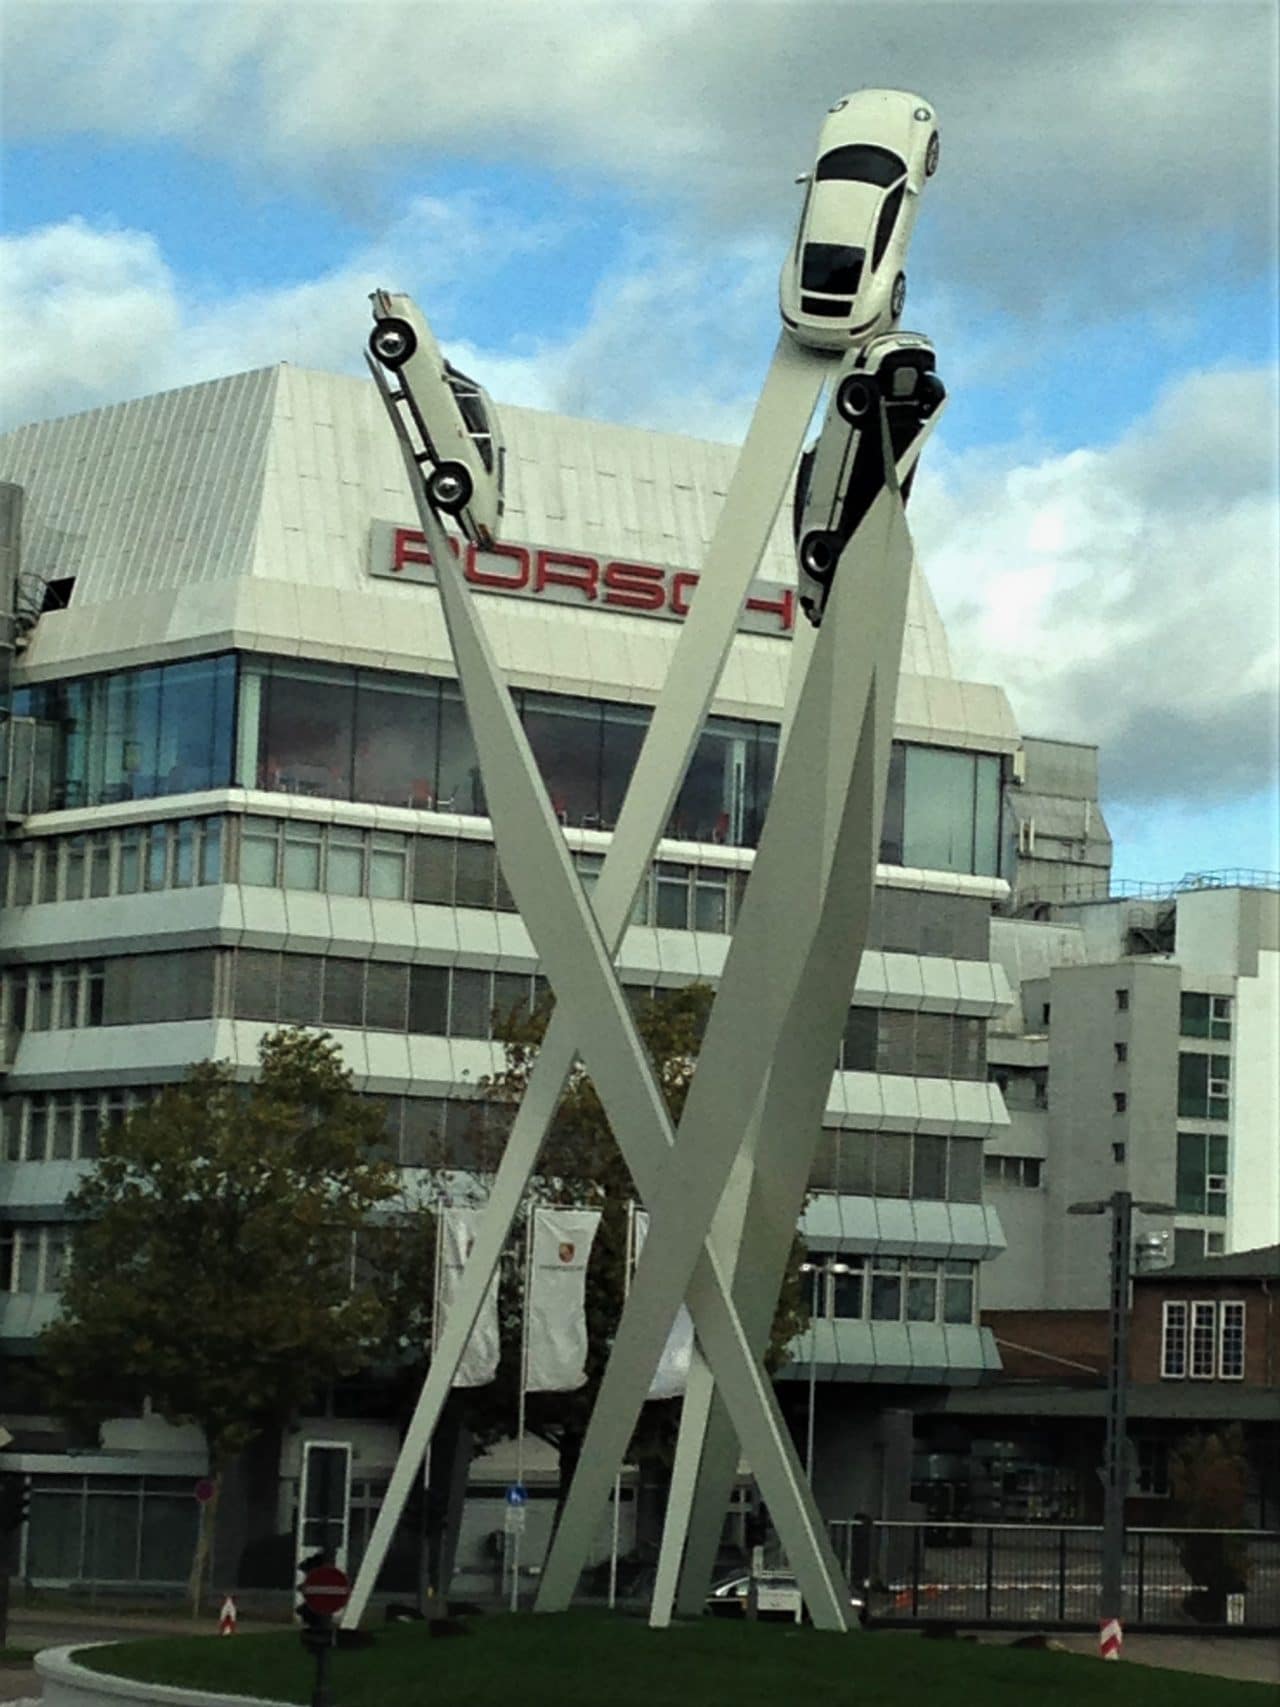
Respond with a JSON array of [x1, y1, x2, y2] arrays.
[[815, 144, 905, 187], [801, 243, 865, 296]]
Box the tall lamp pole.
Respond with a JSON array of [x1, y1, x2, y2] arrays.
[[1068, 1191, 1173, 1660]]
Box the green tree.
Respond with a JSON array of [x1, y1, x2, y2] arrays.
[[39, 1028, 402, 1610], [458, 982, 810, 1541], [1169, 1425, 1252, 1621]]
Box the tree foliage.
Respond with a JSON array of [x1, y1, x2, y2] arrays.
[[1169, 1425, 1251, 1619], [40, 1028, 404, 1472]]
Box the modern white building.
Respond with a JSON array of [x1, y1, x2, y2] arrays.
[[0, 361, 1029, 1591], [984, 878, 1280, 1312]]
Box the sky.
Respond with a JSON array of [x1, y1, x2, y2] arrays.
[[1, 0, 1277, 885]]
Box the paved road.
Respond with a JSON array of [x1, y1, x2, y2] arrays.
[[1, 1606, 279, 1702]]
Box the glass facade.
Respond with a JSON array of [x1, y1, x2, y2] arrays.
[[14, 654, 1005, 872], [14, 656, 236, 809]]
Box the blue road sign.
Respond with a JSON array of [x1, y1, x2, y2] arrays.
[[506, 1484, 528, 1507]]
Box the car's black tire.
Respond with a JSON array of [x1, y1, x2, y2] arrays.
[[799, 531, 840, 582], [427, 460, 474, 514], [836, 375, 875, 422], [925, 132, 940, 177], [369, 317, 418, 369], [891, 272, 907, 319]]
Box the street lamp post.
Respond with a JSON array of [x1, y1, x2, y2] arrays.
[[1068, 1191, 1173, 1659], [799, 1259, 852, 1484]]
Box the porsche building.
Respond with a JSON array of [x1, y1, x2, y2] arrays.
[[0, 362, 1080, 1593]]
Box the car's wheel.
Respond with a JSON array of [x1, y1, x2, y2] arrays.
[[891, 272, 907, 319], [369, 317, 417, 368], [836, 375, 875, 422], [799, 531, 840, 582], [925, 131, 940, 177], [427, 460, 474, 514]]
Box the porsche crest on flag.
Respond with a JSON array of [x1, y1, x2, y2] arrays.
[[435, 1207, 501, 1387], [524, 1207, 602, 1392]]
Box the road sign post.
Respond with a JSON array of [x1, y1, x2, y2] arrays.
[[300, 1564, 349, 1707]]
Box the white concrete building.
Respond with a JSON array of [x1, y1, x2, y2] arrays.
[[0, 362, 1027, 1590]]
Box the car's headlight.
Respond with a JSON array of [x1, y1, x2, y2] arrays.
[[828, 97, 849, 111], [914, 106, 931, 121]]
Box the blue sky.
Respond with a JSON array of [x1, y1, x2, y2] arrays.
[[1, 0, 1277, 883]]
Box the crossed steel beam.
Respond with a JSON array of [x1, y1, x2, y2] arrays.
[[537, 407, 929, 1619], [344, 334, 832, 1628], [347, 324, 937, 1633]]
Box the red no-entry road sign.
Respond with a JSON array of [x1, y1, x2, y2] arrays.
[[302, 1564, 350, 1617]]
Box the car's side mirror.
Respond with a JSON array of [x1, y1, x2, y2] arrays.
[[794, 172, 811, 185]]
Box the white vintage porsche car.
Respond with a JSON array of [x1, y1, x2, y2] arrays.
[[779, 89, 939, 352], [792, 332, 945, 626], [368, 290, 506, 547]]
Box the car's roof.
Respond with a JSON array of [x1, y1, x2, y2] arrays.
[[807, 182, 882, 247]]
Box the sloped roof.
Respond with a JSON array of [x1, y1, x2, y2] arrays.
[[1134, 1244, 1280, 1284], [0, 363, 956, 680]]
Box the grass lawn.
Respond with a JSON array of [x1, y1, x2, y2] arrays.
[[76, 1613, 1277, 1707]]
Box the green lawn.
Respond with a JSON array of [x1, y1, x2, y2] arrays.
[[76, 1613, 1275, 1707], [0, 1644, 35, 1666]]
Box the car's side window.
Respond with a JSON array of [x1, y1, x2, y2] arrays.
[[794, 181, 812, 259], [871, 183, 906, 270]]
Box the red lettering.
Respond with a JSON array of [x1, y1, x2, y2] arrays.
[[535, 549, 599, 602], [467, 541, 531, 590], [745, 587, 797, 633], [391, 527, 431, 572], [602, 560, 666, 612], [670, 571, 699, 616]]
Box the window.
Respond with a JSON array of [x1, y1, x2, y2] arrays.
[[1114, 1042, 1128, 1064], [1189, 1301, 1216, 1379], [984, 1154, 1043, 1188], [943, 1261, 976, 1324], [1161, 1301, 1188, 1377], [1116, 988, 1129, 1012], [0, 1224, 70, 1293], [1176, 1132, 1228, 1215], [869, 1256, 903, 1321], [1178, 1053, 1230, 1120], [1113, 1092, 1127, 1114], [815, 144, 905, 186], [1134, 1440, 1170, 1497], [1041, 1003, 1051, 1026], [1180, 991, 1232, 1040], [1219, 1302, 1245, 1380], [871, 183, 906, 269], [800, 242, 865, 296], [805, 1252, 976, 1326]]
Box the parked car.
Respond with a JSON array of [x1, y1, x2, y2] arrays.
[[792, 331, 945, 627], [705, 1569, 864, 1623], [368, 290, 506, 546], [780, 88, 939, 352]]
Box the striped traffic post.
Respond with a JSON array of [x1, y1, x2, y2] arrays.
[[1099, 1615, 1122, 1660]]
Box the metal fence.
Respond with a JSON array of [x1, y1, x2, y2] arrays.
[[830, 1519, 1280, 1633]]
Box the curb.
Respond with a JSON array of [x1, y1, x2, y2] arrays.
[[35, 1647, 289, 1707]]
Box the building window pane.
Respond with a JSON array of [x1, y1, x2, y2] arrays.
[[322, 959, 365, 1028], [601, 704, 649, 830], [145, 824, 170, 891], [655, 865, 690, 930], [118, 828, 142, 894], [282, 823, 323, 891], [353, 673, 437, 808], [239, 819, 279, 886], [874, 1132, 911, 1198], [368, 833, 408, 900], [412, 837, 455, 905], [454, 841, 495, 909], [1180, 991, 1210, 1037], [1219, 1302, 1245, 1380], [278, 956, 323, 1025], [364, 962, 408, 1031], [906, 1261, 939, 1322], [173, 820, 196, 887], [830, 1262, 865, 1320], [902, 746, 976, 875], [943, 1261, 975, 1324], [870, 1259, 902, 1321], [408, 966, 449, 1035], [199, 818, 223, 884], [233, 950, 280, 1021], [450, 969, 492, 1038], [1176, 1133, 1208, 1213], [327, 828, 365, 896], [693, 872, 729, 933], [259, 662, 355, 800], [1189, 1301, 1216, 1378], [437, 682, 483, 814], [522, 692, 602, 828], [949, 1140, 983, 1203], [912, 1135, 948, 1200]]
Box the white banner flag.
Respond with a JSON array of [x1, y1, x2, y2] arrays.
[[435, 1207, 500, 1388], [524, 1207, 602, 1392], [633, 1208, 693, 1400]]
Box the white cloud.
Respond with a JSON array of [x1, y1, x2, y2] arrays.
[[2, 1, 1276, 319], [909, 365, 1280, 805]]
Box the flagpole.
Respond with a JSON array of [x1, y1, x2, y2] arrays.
[[512, 1200, 533, 1612], [609, 1203, 633, 1611]]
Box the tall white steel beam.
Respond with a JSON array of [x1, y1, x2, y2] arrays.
[[536, 416, 914, 1618], [343, 338, 829, 1630], [413, 473, 852, 1629], [661, 412, 944, 1621]]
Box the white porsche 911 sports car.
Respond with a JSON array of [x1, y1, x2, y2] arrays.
[[368, 290, 506, 547], [792, 332, 945, 626], [780, 88, 939, 353]]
